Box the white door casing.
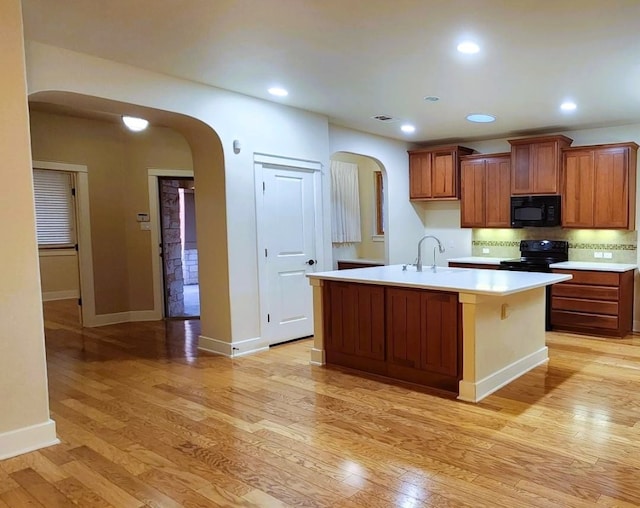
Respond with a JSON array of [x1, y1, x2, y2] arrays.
[[255, 154, 323, 346]]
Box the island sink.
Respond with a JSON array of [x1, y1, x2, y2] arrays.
[[307, 265, 571, 402]]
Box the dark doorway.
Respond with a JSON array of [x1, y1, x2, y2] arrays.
[[158, 177, 200, 318]]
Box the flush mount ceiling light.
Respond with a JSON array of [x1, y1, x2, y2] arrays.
[[457, 41, 480, 54], [268, 87, 289, 97], [466, 113, 496, 123], [122, 115, 149, 132], [401, 124, 416, 133], [560, 101, 577, 112], [423, 96, 440, 102]]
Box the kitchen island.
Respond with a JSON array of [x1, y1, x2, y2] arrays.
[[307, 265, 571, 402]]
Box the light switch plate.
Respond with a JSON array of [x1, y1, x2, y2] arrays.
[[603, 252, 613, 259], [482, 248, 490, 254], [594, 252, 603, 258], [139, 222, 151, 231]]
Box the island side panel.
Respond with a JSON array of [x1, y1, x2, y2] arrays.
[[458, 287, 548, 403], [309, 278, 325, 365]]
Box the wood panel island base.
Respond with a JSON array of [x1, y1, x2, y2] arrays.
[[308, 266, 571, 403]]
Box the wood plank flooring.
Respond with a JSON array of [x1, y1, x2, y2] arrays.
[[3, 299, 640, 506]]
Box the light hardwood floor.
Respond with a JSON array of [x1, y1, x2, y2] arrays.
[[2, 299, 640, 507]]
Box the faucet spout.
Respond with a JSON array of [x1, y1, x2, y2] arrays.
[[416, 235, 445, 272]]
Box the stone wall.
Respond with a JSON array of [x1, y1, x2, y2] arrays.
[[161, 179, 184, 316], [183, 249, 198, 285]]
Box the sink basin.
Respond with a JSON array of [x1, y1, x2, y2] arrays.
[[403, 266, 468, 274]]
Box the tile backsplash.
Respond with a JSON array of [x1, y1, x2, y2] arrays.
[[472, 228, 637, 263]]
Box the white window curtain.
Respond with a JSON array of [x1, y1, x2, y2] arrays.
[[331, 160, 361, 243]]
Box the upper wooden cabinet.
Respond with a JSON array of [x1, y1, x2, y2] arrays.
[[509, 135, 573, 195], [460, 153, 511, 228], [409, 145, 474, 200], [563, 142, 638, 229]]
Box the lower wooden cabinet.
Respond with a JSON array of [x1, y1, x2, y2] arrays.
[[551, 269, 634, 337], [323, 281, 461, 392]]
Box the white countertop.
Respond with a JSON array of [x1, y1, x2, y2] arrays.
[[308, 265, 571, 296], [447, 256, 511, 265], [550, 261, 637, 272]]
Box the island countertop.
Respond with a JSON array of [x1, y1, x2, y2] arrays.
[[307, 264, 571, 296]]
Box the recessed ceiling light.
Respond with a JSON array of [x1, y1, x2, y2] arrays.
[[466, 113, 496, 123], [457, 41, 480, 54], [560, 101, 577, 112], [122, 116, 149, 132], [268, 87, 289, 97], [401, 124, 416, 133], [424, 96, 440, 102]]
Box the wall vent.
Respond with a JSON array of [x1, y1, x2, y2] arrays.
[[371, 114, 398, 122]]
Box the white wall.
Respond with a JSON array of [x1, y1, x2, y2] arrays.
[[0, 0, 57, 459], [25, 41, 330, 344]]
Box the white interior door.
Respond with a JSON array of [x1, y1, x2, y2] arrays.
[[258, 163, 318, 345]]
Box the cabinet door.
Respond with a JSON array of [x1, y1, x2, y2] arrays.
[[431, 151, 456, 198], [409, 153, 432, 199], [563, 150, 595, 227], [460, 159, 485, 227], [420, 292, 459, 376], [386, 287, 422, 368], [485, 156, 511, 227], [593, 147, 629, 228], [511, 144, 532, 194], [532, 141, 560, 193], [386, 287, 459, 376], [324, 282, 385, 360]]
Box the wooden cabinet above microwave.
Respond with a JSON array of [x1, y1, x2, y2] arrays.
[[509, 135, 573, 195]]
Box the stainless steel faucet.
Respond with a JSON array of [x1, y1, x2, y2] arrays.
[[416, 235, 445, 272]]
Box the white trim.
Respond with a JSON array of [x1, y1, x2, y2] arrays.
[[42, 290, 79, 302], [147, 169, 194, 319], [38, 248, 77, 257], [254, 153, 323, 172], [87, 310, 160, 328], [33, 161, 93, 328], [458, 347, 548, 403], [0, 419, 59, 460], [372, 235, 385, 242], [148, 168, 193, 178], [198, 334, 268, 358], [633, 319, 640, 333], [32, 160, 87, 173], [310, 348, 325, 366]]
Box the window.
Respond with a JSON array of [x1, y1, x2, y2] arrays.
[[374, 171, 384, 236], [33, 169, 76, 248]]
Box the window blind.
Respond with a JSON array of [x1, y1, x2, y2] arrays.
[[33, 169, 75, 247]]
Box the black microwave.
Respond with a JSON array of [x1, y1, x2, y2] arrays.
[[510, 195, 561, 227]]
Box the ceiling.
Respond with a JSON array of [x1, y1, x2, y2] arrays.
[[21, 0, 640, 144]]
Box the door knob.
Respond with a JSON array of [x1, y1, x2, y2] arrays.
[[305, 259, 316, 266]]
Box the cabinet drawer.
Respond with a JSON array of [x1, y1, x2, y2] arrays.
[[551, 284, 619, 301], [553, 269, 619, 286], [551, 310, 618, 330], [552, 297, 618, 316]]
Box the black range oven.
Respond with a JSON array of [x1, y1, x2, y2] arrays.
[[499, 240, 568, 330]]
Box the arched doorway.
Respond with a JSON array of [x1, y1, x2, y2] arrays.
[[329, 151, 388, 269], [27, 91, 232, 343]]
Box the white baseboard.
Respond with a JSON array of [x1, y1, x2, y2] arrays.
[[42, 290, 79, 302], [86, 309, 162, 327], [458, 346, 549, 403], [198, 334, 268, 358], [310, 347, 325, 365], [0, 419, 59, 460], [633, 320, 640, 333]]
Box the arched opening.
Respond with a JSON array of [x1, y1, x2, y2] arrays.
[[329, 151, 388, 269], [28, 91, 231, 342]]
